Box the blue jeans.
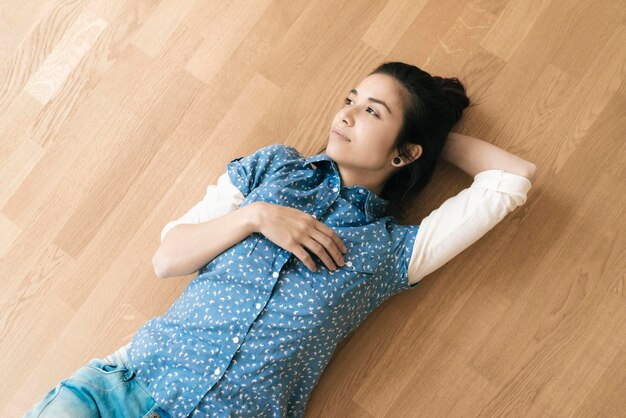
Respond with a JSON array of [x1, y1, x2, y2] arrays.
[[23, 343, 171, 418]]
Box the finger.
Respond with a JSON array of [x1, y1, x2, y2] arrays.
[[310, 229, 345, 268], [292, 246, 318, 272], [302, 237, 337, 271], [313, 221, 348, 254]]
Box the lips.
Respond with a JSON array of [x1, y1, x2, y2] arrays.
[[332, 128, 351, 142]]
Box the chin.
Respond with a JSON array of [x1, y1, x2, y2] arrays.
[[324, 143, 339, 158]]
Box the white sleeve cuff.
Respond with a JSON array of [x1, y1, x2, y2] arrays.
[[160, 172, 244, 242], [471, 169, 532, 205]]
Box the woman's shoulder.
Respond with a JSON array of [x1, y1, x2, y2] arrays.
[[257, 142, 305, 162]]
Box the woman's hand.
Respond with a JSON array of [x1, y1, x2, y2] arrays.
[[250, 202, 348, 272]]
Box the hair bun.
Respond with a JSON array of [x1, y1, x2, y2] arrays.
[[432, 76, 470, 123]]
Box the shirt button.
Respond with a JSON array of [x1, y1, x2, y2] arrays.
[[214, 368, 221, 375], [232, 336, 239, 343], [346, 261, 352, 267], [358, 189, 365, 194], [311, 214, 317, 219], [332, 187, 338, 192], [272, 272, 279, 278], [256, 303, 262, 309]]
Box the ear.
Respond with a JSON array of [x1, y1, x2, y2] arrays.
[[407, 143, 422, 164]]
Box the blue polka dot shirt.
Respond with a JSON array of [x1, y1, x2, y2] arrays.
[[127, 143, 422, 417]]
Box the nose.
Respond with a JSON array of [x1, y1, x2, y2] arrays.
[[339, 107, 354, 126]]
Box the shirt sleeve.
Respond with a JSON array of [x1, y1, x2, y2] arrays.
[[386, 221, 422, 295], [226, 143, 291, 198], [406, 169, 533, 285], [160, 171, 245, 242]]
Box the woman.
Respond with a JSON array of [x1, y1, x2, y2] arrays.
[[25, 62, 536, 418]]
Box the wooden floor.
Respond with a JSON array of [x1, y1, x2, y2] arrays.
[[1, 0, 625, 416]]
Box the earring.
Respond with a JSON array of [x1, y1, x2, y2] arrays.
[[393, 157, 402, 165]]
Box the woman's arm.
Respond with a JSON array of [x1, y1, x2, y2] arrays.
[[442, 132, 537, 182], [404, 132, 536, 285], [407, 169, 531, 285], [153, 203, 261, 278]]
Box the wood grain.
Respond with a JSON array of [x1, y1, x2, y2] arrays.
[[1, 0, 624, 416]]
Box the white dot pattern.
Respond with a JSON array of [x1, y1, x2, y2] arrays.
[[127, 144, 421, 417]]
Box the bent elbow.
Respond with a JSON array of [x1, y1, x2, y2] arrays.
[[523, 163, 538, 184], [152, 254, 170, 279]]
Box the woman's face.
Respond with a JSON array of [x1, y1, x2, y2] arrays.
[[326, 73, 407, 174]]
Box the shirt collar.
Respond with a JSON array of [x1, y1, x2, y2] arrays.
[[303, 153, 389, 222]]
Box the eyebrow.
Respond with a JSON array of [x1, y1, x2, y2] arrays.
[[350, 88, 392, 115]]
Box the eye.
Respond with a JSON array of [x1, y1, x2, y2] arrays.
[[344, 97, 379, 118]]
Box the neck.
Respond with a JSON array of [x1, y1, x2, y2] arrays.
[[336, 164, 387, 197]]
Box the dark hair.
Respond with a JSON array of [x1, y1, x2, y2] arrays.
[[317, 61, 472, 219]]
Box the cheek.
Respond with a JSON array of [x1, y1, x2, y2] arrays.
[[356, 118, 381, 136], [380, 121, 402, 143], [360, 121, 393, 144]]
